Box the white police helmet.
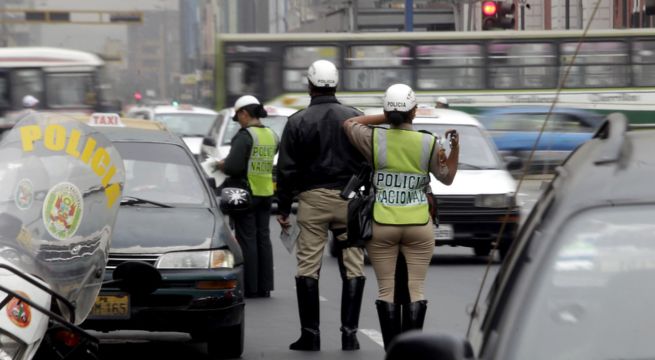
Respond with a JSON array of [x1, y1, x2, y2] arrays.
[[383, 84, 416, 112], [307, 60, 338, 88], [233, 95, 260, 112]]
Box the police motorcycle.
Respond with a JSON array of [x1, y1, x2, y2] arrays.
[[0, 112, 127, 360]]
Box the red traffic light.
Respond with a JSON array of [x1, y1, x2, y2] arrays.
[[133, 91, 142, 101], [482, 1, 497, 16]]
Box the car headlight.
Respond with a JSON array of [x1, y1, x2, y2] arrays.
[[156, 250, 235, 269], [475, 193, 515, 208], [0, 332, 24, 360]]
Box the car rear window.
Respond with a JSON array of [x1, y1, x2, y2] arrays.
[[115, 142, 209, 206], [508, 204, 655, 360]]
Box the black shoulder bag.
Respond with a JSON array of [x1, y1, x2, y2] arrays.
[[341, 165, 375, 248]]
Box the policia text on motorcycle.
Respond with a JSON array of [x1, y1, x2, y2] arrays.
[[217, 95, 278, 298], [276, 60, 367, 352]]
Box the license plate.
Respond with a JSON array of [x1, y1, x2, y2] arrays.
[[89, 294, 130, 319], [434, 224, 454, 240]]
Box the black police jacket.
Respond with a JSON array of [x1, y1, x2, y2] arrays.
[[276, 95, 366, 216]]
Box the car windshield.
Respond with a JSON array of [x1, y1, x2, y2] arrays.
[[509, 204, 655, 360], [222, 115, 288, 145], [115, 142, 209, 206], [154, 113, 216, 137], [413, 123, 501, 169]]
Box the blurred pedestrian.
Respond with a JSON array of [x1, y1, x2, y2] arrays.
[[277, 59, 367, 351], [343, 84, 459, 350], [216, 95, 278, 298]]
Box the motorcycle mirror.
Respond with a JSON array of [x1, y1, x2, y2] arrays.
[[111, 261, 161, 295]]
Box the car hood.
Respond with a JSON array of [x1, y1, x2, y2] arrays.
[[110, 207, 217, 253], [430, 169, 516, 195], [183, 136, 203, 155]]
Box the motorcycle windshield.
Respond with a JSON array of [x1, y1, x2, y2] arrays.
[[0, 112, 125, 324]]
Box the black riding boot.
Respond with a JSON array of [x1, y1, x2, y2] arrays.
[[401, 300, 428, 332], [375, 300, 402, 351], [341, 276, 366, 350], [289, 276, 321, 351]]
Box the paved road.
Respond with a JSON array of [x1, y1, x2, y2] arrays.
[[95, 179, 547, 359]]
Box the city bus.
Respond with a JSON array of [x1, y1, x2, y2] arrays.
[[215, 29, 655, 123], [0, 47, 118, 121]]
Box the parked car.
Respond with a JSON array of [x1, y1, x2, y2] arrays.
[[126, 104, 218, 159], [388, 114, 655, 360], [81, 117, 246, 359], [336, 107, 521, 259], [476, 106, 604, 174]]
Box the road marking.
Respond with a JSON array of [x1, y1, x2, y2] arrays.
[[360, 328, 384, 347]]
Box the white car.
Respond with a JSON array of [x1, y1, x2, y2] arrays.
[[200, 105, 297, 162], [364, 107, 522, 259], [126, 104, 218, 158]]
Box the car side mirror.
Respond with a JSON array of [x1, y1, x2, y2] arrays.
[[219, 187, 251, 214], [110, 261, 161, 296], [503, 155, 523, 171], [386, 331, 474, 360], [202, 136, 217, 147]]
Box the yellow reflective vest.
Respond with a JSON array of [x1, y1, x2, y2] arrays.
[[372, 127, 435, 225], [246, 126, 278, 197]]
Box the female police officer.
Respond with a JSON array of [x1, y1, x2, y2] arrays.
[[342, 84, 459, 349], [217, 95, 278, 298]]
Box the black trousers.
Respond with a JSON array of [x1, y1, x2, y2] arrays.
[[232, 196, 274, 295]]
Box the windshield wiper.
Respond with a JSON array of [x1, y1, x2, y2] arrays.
[[120, 196, 172, 208]]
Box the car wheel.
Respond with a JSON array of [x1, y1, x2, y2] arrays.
[[207, 321, 244, 359], [473, 245, 491, 257]]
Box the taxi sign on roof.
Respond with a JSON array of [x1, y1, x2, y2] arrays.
[[89, 113, 124, 127]]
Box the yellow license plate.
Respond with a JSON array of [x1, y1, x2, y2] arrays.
[[89, 294, 130, 319]]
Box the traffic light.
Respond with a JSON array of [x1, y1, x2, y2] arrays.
[[481, 1, 516, 30], [482, 1, 497, 30], [497, 1, 516, 29]]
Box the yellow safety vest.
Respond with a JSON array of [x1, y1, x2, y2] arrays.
[[246, 127, 278, 197], [372, 127, 435, 225]]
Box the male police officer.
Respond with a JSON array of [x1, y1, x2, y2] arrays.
[[277, 60, 366, 351]]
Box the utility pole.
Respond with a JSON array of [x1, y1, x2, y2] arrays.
[[565, 0, 570, 29], [520, 0, 526, 29], [405, 0, 413, 31]]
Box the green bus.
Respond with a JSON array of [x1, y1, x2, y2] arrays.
[[215, 29, 655, 123]]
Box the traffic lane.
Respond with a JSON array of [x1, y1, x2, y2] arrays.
[[96, 218, 499, 359]]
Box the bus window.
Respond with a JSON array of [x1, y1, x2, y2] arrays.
[[632, 41, 655, 86], [416, 44, 483, 90], [227, 61, 258, 97], [0, 73, 9, 109], [46, 73, 96, 108], [560, 41, 628, 88], [344, 45, 411, 90], [488, 42, 557, 89], [283, 46, 339, 91], [11, 69, 44, 109]]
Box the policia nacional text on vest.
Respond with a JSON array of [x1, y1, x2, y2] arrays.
[[372, 127, 435, 225], [246, 127, 278, 197]]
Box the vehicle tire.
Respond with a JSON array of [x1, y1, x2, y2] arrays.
[[473, 245, 491, 257], [207, 321, 244, 359]]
